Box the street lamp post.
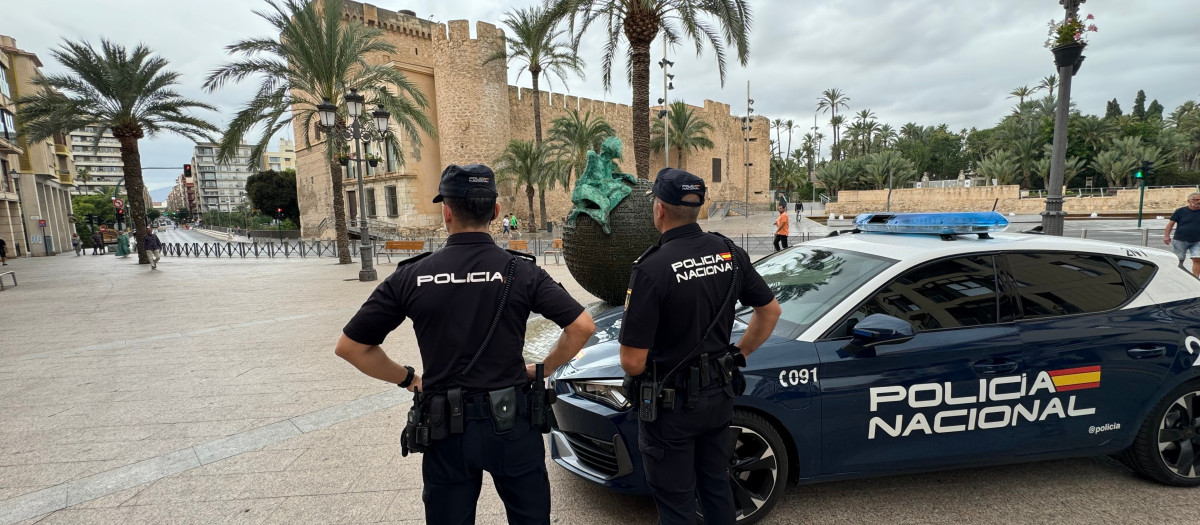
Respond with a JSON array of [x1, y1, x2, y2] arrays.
[[317, 88, 391, 282], [1042, 0, 1086, 236], [741, 82, 754, 218]]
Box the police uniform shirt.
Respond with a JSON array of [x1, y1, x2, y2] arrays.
[[343, 232, 585, 393], [619, 223, 775, 373]]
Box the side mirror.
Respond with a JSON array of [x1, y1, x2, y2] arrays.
[[843, 314, 915, 357]]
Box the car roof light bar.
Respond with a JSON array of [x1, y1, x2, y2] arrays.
[[853, 212, 1010, 238]]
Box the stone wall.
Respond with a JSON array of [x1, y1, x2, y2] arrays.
[[826, 186, 1198, 216]]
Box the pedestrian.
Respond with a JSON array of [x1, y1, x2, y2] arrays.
[[1164, 191, 1200, 277], [773, 204, 790, 252], [510, 214, 520, 238], [142, 227, 162, 269], [115, 231, 131, 258], [796, 200, 804, 222], [0, 237, 7, 265], [619, 168, 781, 525], [71, 233, 82, 256], [502, 214, 510, 236], [336, 164, 595, 525], [91, 230, 103, 255]]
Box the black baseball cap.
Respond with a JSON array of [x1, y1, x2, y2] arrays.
[[432, 164, 498, 203], [648, 168, 706, 207]]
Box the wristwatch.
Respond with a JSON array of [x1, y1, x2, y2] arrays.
[[397, 366, 416, 388]]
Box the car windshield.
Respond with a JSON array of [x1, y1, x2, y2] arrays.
[[737, 246, 896, 338]]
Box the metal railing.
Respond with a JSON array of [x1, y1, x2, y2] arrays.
[[1077, 228, 1168, 248]]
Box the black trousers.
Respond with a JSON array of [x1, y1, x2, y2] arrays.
[[638, 386, 735, 525], [422, 414, 550, 525], [773, 234, 789, 252]]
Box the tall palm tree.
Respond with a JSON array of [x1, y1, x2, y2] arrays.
[[769, 118, 784, 158], [1037, 75, 1058, 94], [547, 108, 615, 186], [486, 4, 584, 145], [863, 120, 881, 155], [900, 122, 923, 141], [785, 119, 796, 157], [557, 0, 752, 179], [203, 0, 435, 264], [1008, 85, 1036, 105], [828, 114, 847, 160], [494, 139, 560, 227], [651, 101, 715, 168], [876, 123, 897, 149], [816, 88, 850, 159], [17, 39, 218, 264]]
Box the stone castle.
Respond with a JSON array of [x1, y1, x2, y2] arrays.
[[293, 1, 771, 238]]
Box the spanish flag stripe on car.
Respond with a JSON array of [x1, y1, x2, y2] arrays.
[[1049, 365, 1101, 391]]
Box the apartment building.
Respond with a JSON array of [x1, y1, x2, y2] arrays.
[[192, 142, 253, 213], [68, 126, 124, 195], [261, 138, 295, 172], [165, 172, 197, 218], [0, 35, 23, 254]]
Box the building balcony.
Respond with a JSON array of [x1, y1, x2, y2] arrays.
[[55, 144, 71, 157], [57, 170, 74, 185], [0, 136, 21, 155]]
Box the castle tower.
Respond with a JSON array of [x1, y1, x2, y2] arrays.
[[431, 21, 512, 177]]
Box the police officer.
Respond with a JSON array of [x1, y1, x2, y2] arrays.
[[619, 168, 781, 525], [336, 164, 596, 525]]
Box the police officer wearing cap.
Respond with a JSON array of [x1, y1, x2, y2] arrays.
[[620, 168, 781, 525], [336, 164, 596, 525]]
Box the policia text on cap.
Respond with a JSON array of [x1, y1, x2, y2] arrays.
[[335, 164, 596, 525], [620, 168, 782, 525]]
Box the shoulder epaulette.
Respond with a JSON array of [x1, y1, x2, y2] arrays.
[[505, 249, 537, 263], [396, 251, 432, 268], [633, 244, 660, 265]]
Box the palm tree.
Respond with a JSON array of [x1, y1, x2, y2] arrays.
[[976, 150, 1021, 185], [828, 114, 847, 160], [815, 159, 855, 195], [785, 119, 796, 157], [494, 139, 560, 228], [203, 0, 435, 264], [862, 151, 916, 190], [863, 120, 881, 155], [17, 39, 218, 264], [1037, 75, 1058, 94], [651, 101, 715, 169], [771, 118, 785, 158], [486, 4, 584, 145], [547, 108, 615, 186], [900, 122, 923, 141], [1035, 145, 1085, 185], [1008, 85, 1036, 105], [557, 0, 752, 179], [816, 88, 850, 159], [1090, 149, 1138, 188], [876, 123, 897, 149]]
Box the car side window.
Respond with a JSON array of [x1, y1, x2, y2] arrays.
[[844, 255, 1001, 334], [1113, 256, 1157, 292], [1006, 252, 1130, 319]]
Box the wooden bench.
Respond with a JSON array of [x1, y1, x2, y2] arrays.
[[542, 238, 563, 265], [507, 239, 530, 254], [378, 240, 426, 263], [0, 271, 15, 291]]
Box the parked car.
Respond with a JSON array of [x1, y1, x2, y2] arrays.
[[549, 213, 1200, 523]]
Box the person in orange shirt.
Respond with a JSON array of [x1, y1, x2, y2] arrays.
[[773, 204, 789, 252]]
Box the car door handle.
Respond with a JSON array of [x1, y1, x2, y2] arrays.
[[1127, 345, 1167, 359], [972, 359, 1019, 375]]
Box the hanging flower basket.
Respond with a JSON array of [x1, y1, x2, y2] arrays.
[[1072, 54, 1086, 75], [338, 157, 350, 167], [367, 158, 379, 168], [1052, 43, 1085, 69]]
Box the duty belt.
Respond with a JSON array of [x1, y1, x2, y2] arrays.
[[661, 352, 737, 409]]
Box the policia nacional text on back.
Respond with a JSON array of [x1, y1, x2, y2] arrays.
[[336, 164, 596, 525]]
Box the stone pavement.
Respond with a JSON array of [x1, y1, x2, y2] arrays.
[[0, 251, 660, 524]]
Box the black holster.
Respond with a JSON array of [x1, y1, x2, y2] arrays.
[[530, 364, 557, 434], [401, 392, 432, 457]]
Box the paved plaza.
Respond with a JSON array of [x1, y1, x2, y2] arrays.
[[0, 241, 1195, 524]]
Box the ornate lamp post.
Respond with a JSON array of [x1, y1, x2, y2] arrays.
[[317, 88, 391, 282], [1042, 0, 1086, 236]]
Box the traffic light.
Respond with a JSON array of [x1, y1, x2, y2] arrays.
[[184, 164, 192, 177], [1140, 160, 1154, 180]]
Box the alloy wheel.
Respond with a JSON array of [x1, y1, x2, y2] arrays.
[[729, 424, 779, 520], [1158, 391, 1200, 478]]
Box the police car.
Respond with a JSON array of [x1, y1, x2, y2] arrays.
[[549, 212, 1200, 523]]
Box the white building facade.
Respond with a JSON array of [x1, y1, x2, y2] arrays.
[[192, 142, 254, 213]]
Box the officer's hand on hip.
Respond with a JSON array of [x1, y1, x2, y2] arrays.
[[525, 363, 538, 381], [406, 373, 422, 393]]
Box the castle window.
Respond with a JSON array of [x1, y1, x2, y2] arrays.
[[711, 158, 722, 183]]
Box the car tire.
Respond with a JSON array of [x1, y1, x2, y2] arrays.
[[1120, 380, 1200, 486], [727, 410, 790, 524]]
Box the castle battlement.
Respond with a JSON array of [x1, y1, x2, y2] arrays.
[[434, 20, 504, 44], [342, 1, 434, 39]]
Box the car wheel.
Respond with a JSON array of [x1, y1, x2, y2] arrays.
[[1122, 381, 1200, 486], [728, 410, 790, 524]]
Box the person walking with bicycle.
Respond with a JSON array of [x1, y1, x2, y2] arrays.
[[336, 164, 595, 525], [619, 168, 781, 525]]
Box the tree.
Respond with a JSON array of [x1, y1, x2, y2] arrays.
[[203, 0, 435, 265], [246, 169, 300, 222], [650, 101, 715, 169], [547, 108, 614, 186], [1104, 98, 1122, 119], [976, 150, 1021, 185], [76, 167, 91, 186], [1008, 86, 1036, 105], [815, 160, 855, 195], [1037, 75, 1058, 94], [862, 151, 916, 190], [785, 119, 796, 157], [147, 210, 162, 222], [487, 4, 584, 145], [17, 39, 218, 264], [1132, 90, 1147, 119], [558, 0, 752, 179], [875, 123, 897, 149], [494, 140, 563, 229], [817, 88, 850, 159], [175, 208, 190, 223], [1091, 149, 1138, 187], [771, 118, 785, 158], [1147, 99, 1164, 121]]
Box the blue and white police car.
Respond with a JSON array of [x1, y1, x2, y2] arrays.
[[549, 212, 1200, 523]]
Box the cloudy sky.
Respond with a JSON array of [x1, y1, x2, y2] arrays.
[[7, 0, 1198, 192]]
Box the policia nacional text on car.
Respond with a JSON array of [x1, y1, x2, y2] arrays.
[[335, 164, 596, 525], [620, 168, 782, 525]]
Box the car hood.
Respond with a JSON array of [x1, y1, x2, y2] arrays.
[[554, 304, 751, 382]]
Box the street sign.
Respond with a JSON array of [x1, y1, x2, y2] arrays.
[[38, 219, 47, 228], [113, 198, 125, 209], [100, 225, 107, 232]]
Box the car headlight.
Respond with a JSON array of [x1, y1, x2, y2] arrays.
[[572, 379, 631, 411]]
